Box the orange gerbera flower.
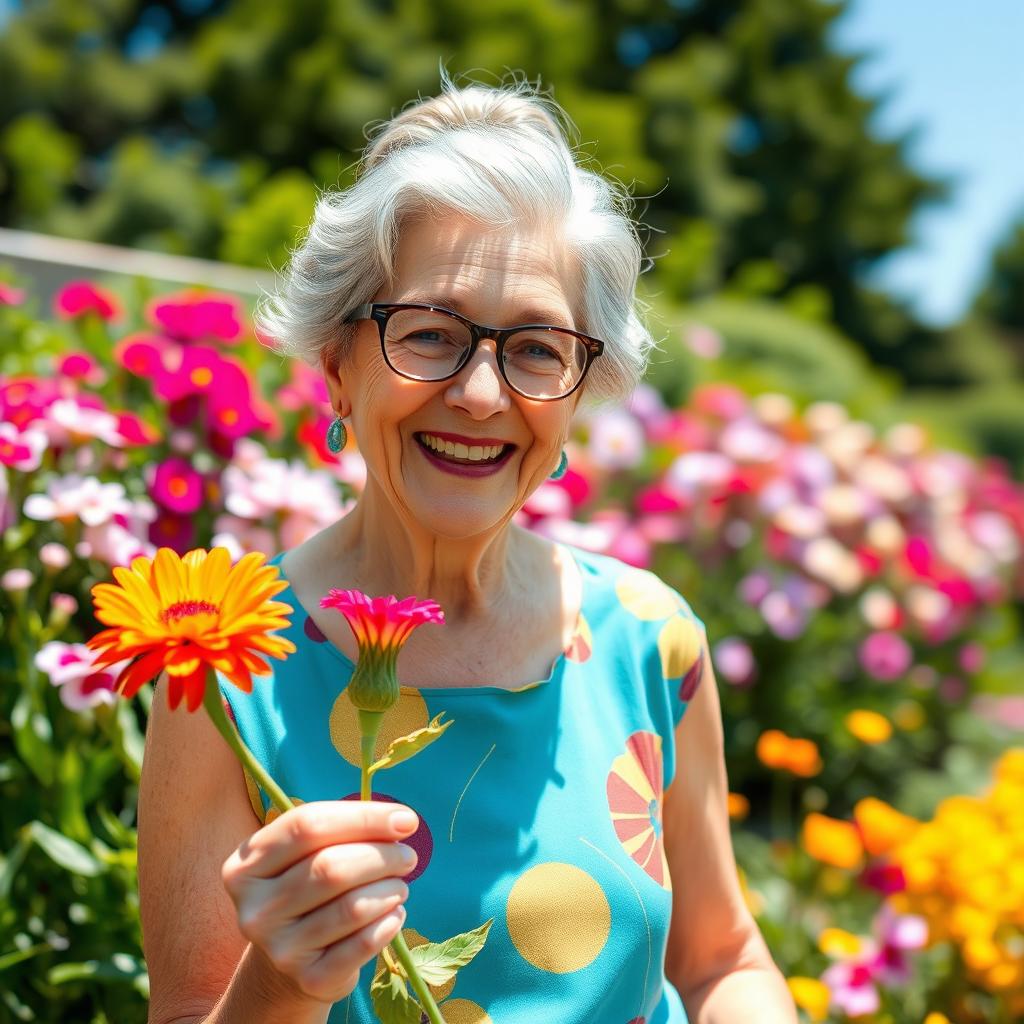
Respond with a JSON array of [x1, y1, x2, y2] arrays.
[[87, 547, 295, 711]]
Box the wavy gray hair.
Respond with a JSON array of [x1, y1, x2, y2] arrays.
[[255, 72, 654, 405]]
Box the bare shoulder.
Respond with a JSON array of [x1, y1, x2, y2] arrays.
[[139, 677, 262, 1022]]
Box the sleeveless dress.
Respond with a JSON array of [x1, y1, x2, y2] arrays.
[[218, 544, 707, 1024]]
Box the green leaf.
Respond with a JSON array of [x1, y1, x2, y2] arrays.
[[368, 713, 453, 776], [47, 954, 149, 997], [406, 919, 493, 987], [0, 835, 29, 901], [11, 693, 55, 786], [26, 821, 105, 878], [369, 963, 422, 1024]]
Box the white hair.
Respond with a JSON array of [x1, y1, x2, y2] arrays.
[[255, 71, 654, 404]]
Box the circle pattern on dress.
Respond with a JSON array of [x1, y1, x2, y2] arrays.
[[304, 615, 328, 643], [506, 862, 610, 973], [607, 731, 671, 890], [564, 612, 593, 663], [433, 999, 493, 1023], [615, 570, 683, 621], [341, 791, 432, 882], [657, 615, 704, 690], [330, 687, 429, 766]]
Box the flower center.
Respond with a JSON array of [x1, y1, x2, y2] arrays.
[[161, 600, 219, 623]]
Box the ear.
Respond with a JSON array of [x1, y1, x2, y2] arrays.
[[320, 341, 352, 418]]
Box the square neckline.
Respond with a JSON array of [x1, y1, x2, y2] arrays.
[[270, 543, 586, 696]]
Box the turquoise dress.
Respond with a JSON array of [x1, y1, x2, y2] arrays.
[[219, 544, 706, 1024]]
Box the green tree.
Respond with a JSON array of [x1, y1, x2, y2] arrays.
[[0, 0, 952, 383]]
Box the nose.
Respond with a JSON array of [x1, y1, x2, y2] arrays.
[[443, 338, 512, 418]]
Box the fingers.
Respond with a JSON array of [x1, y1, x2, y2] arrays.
[[285, 876, 410, 951], [248, 839, 417, 921], [226, 800, 419, 879]]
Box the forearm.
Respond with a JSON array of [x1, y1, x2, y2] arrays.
[[681, 962, 798, 1024], [192, 945, 332, 1024]]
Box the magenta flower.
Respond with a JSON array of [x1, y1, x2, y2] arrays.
[[0, 283, 26, 306], [54, 281, 121, 321], [0, 422, 47, 471], [115, 333, 172, 378], [859, 631, 913, 681], [150, 458, 204, 515], [34, 641, 129, 710], [149, 290, 243, 344], [821, 958, 880, 1017], [860, 861, 906, 896], [113, 412, 161, 447], [321, 590, 444, 712], [57, 351, 106, 386], [0, 376, 59, 430], [867, 904, 927, 987]]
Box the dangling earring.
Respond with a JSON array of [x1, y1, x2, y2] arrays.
[[326, 415, 347, 454], [550, 449, 568, 480]]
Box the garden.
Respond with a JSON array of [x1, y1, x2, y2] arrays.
[[0, 279, 1021, 1023]]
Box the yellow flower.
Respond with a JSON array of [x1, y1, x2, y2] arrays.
[[845, 709, 893, 744], [818, 928, 862, 958], [786, 977, 830, 1022], [922, 1014, 951, 1024], [88, 547, 295, 711], [995, 748, 1024, 785], [802, 813, 864, 870]]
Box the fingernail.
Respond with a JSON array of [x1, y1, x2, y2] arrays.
[[390, 810, 418, 834], [399, 843, 417, 865]]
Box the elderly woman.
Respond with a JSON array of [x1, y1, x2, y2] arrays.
[[140, 79, 797, 1024]]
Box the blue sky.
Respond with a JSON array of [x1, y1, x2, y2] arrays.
[[832, 0, 1024, 326]]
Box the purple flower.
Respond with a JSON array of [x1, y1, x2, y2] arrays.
[[713, 637, 757, 686], [859, 631, 913, 681]]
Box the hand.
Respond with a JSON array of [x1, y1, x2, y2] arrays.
[[221, 800, 419, 1005]]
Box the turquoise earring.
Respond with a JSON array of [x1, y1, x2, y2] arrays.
[[326, 416, 347, 454], [550, 449, 568, 480]]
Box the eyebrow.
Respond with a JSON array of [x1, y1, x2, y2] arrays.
[[401, 294, 576, 331]]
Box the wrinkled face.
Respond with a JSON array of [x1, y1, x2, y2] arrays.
[[327, 213, 584, 539]]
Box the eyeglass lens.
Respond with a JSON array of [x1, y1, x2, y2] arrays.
[[382, 308, 588, 399]]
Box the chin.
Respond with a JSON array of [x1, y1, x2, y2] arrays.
[[406, 496, 514, 541]]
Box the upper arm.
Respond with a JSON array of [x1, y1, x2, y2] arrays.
[[138, 676, 263, 1024], [662, 648, 770, 999]]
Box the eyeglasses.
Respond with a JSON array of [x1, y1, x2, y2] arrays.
[[344, 302, 604, 401]]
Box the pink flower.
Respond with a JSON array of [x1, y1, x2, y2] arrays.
[[54, 281, 121, 321], [860, 861, 906, 896], [34, 641, 128, 710], [148, 291, 243, 344], [39, 542, 72, 571], [859, 631, 913, 681], [41, 397, 123, 448], [279, 363, 331, 411], [0, 283, 26, 306], [868, 904, 927, 987], [115, 333, 172, 377], [713, 637, 757, 686], [521, 481, 572, 521], [821, 958, 880, 1017], [35, 643, 130, 708], [0, 422, 47, 471], [150, 458, 204, 514], [586, 408, 646, 470], [0, 376, 59, 430], [2, 567, 33, 592], [958, 642, 985, 674], [57, 351, 106, 386], [222, 457, 345, 525], [684, 324, 723, 360], [760, 590, 809, 640]]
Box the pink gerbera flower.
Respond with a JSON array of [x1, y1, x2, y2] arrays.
[[149, 290, 243, 344], [320, 590, 444, 712], [150, 457, 204, 515]]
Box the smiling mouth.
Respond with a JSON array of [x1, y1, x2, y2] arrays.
[[415, 432, 513, 465]]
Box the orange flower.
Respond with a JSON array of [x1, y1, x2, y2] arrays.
[[801, 812, 864, 870], [727, 792, 750, 821], [853, 797, 918, 856], [756, 729, 822, 777], [87, 547, 295, 711]]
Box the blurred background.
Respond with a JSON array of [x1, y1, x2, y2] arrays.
[[1, 2, 1022, 1023]]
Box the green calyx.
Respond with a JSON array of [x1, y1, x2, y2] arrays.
[[347, 644, 401, 712]]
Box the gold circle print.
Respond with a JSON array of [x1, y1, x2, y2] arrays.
[[329, 687, 428, 766], [506, 862, 610, 973]]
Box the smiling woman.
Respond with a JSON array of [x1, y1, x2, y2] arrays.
[[138, 71, 797, 1024]]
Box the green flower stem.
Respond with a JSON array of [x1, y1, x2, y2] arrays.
[[390, 930, 445, 1024], [356, 709, 445, 1024], [202, 675, 294, 814]]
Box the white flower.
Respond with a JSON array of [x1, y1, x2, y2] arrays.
[[34, 642, 127, 710], [222, 457, 345, 524], [24, 474, 133, 526], [586, 408, 646, 470]]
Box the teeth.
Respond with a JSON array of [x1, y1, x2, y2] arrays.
[[419, 434, 506, 462]]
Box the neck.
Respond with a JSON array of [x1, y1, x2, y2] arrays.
[[328, 482, 530, 620]]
